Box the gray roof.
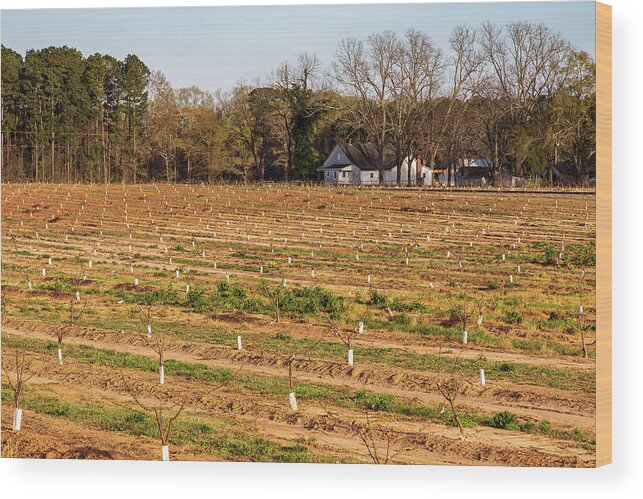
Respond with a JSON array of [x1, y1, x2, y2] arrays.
[[465, 158, 493, 168], [458, 166, 492, 179], [342, 143, 399, 171], [320, 143, 399, 172]]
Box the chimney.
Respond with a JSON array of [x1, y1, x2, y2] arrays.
[[416, 157, 422, 183], [347, 137, 352, 145]]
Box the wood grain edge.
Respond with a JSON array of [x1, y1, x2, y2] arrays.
[[595, 1, 612, 468]]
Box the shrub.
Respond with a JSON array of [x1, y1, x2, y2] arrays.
[[391, 298, 427, 313], [502, 310, 524, 324], [542, 243, 558, 265], [216, 280, 247, 299], [135, 286, 180, 306], [537, 419, 552, 434], [492, 411, 520, 430], [366, 290, 388, 308], [562, 242, 596, 267], [280, 286, 344, 318], [186, 288, 206, 312], [392, 313, 412, 327]]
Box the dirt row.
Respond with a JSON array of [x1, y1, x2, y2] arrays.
[[2, 346, 593, 466], [4, 320, 595, 427]]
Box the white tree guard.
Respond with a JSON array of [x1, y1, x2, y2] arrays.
[[289, 392, 298, 411], [13, 408, 22, 431]]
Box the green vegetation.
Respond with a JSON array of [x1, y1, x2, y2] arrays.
[[491, 411, 520, 431], [5, 386, 328, 462]]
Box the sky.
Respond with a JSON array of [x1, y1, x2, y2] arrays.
[[1, 1, 596, 94]]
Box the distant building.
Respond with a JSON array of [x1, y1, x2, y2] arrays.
[[541, 163, 588, 186], [449, 158, 492, 187], [451, 158, 525, 187], [318, 142, 432, 186], [455, 166, 493, 187], [463, 158, 493, 169]]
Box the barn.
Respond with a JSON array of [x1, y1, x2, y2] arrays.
[[318, 142, 432, 186], [454, 159, 493, 187], [541, 163, 588, 186]]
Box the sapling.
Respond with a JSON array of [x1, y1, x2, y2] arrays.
[[326, 311, 364, 367], [287, 354, 298, 410], [452, 299, 476, 346], [357, 409, 399, 464], [132, 302, 167, 383], [22, 270, 33, 291], [259, 280, 287, 323], [574, 268, 594, 358], [123, 382, 186, 461], [53, 291, 89, 365], [1, 345, 36, 431], [435, 366, 468, 441]]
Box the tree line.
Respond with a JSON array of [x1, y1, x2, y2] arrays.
[[1, 21, 595, 184]]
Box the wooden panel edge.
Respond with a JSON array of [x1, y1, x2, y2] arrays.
[[595, 1, 612, 468]]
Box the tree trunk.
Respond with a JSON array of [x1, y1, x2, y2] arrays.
[[51, 131, 55, 182], [396, 153, 402, 186], [514, 156, 523, 177]]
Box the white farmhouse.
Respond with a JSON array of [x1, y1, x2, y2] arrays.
[[318, 142, 432, 186]]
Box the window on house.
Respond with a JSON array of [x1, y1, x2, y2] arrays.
[[370, 173, 374, 179], [334, 172, 337, 179], [336, 152, 340, 160], [342, 171, 346, 178]]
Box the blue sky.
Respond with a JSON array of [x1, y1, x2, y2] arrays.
[[1, 2, 596, 93]]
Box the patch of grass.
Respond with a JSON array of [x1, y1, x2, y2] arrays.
[[491, 411, 520, 431], [8, 387, 329, 462], [3, 336, 489, 426], [532, 419, 596, 451], [501, 310, 524, 325]]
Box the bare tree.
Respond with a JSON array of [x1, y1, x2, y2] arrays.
[[452, 297, 476, 345], [259, 280, 287, 323], [480, 21, 571, 176], [131, 302, 167, 384], [333, 32, 403, 183], [53, 290, 89, 365], [325, 311, 364, 367], [2, 345, 37, 431], [280, 321, 334, 411], [146, 71, 180, 182], [574, 268, 594, 358], [435, 366, 467, 440], [390, 29, 443, 186], [123, 381, 186, 461], [358, 410, 399, 464], [426, 25, 482, 184]]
